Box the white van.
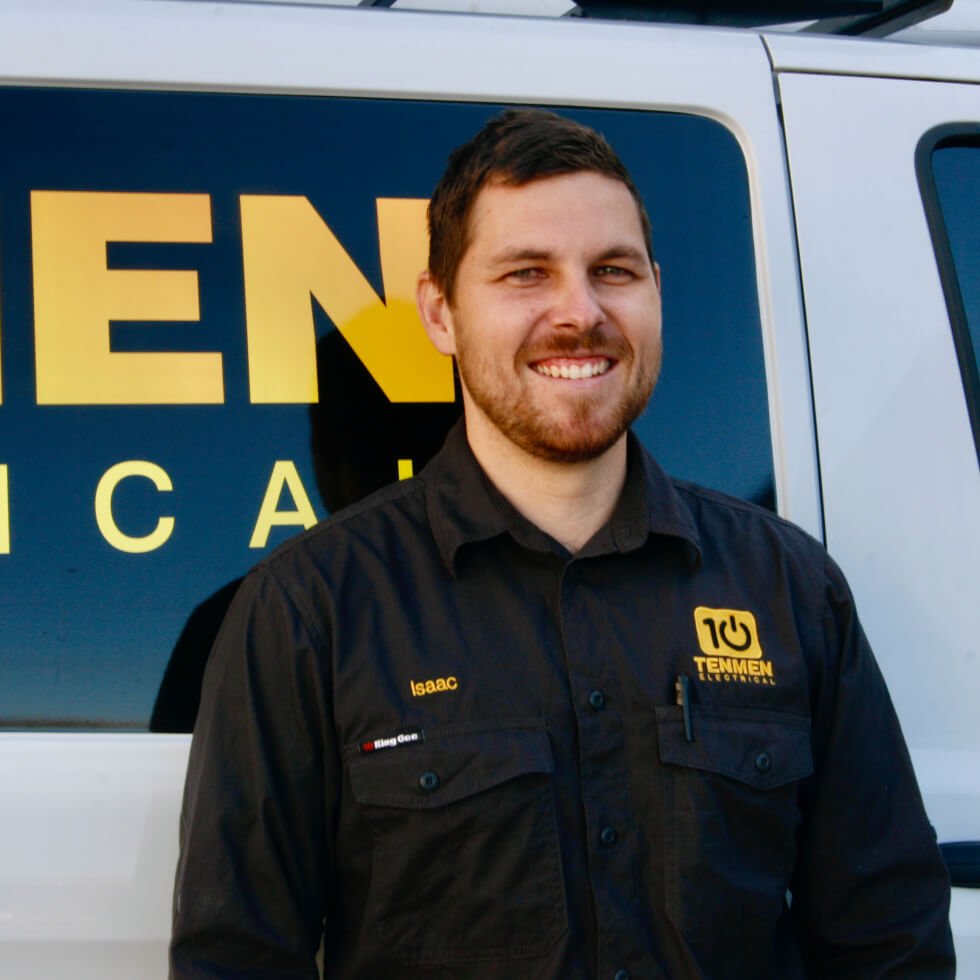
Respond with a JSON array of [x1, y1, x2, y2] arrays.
[[0, 0, 977, 975]]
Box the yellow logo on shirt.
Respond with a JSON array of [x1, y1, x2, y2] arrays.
[[694, 607, 762, 658], [692, 607, 776, 686]]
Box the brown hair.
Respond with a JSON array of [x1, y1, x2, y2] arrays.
[[427, 108, 654, 302]]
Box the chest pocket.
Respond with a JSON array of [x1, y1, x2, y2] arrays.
[[655, 704, 813, 967], [346, 719, 567, 965]]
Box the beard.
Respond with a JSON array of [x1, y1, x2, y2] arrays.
[[455, 325, 661, 464]]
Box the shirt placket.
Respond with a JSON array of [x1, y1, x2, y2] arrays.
[[559, 557, 651, 980]]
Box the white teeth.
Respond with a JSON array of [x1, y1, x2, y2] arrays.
[[534, 358, 611, 380]]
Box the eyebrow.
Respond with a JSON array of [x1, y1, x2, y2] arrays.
[[488, 244, 649, 267], [594, 245, 649, 264], [487, 247, 553, 267]]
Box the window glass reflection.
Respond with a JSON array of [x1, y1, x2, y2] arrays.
[[0, 91, 771, 730]]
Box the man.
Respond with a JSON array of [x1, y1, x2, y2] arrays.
[[172, 109, 953, 978]]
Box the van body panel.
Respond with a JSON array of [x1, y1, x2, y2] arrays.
[[0, 2, 975, 976], [766, 28, 980, 83], [779, 69, 980, 971], [0, 734, 188, 977]]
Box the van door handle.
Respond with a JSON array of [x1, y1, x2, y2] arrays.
[[940, 841, 980, 887]]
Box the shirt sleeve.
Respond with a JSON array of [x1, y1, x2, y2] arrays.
[[789, 555, 955, 977], [170, 563, 337, 979]]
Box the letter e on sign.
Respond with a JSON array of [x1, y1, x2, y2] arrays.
[[32, 191, 222, 405]]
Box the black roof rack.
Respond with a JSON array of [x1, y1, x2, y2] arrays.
[[359, 0, 956, 38], [572, 1, 876, 27], [570, 0, 953, 34], [800, 0, 954, 35]]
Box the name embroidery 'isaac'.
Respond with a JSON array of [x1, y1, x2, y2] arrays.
[[410, 676, 458, 697]]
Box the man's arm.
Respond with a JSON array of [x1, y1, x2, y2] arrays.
[[171, 565, 337, 979], [790, 557, 954, 977]]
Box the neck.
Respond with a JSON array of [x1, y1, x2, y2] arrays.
[[463, 414, 628, 554]]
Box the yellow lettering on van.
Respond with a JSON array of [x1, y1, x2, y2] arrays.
[[0, 464, 9, 554], [95, 460, 175, 553], [31, 192, 221, 405], [249, 460, 318, 549], [240, 196, 453, 404]]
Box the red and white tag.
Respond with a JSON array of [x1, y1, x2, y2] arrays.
[[359, 729, 424, 754]]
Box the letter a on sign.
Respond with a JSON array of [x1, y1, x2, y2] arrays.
[[250, 460, 318, 548]]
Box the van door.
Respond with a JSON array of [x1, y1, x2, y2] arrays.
[[774, 58, 980, 970]]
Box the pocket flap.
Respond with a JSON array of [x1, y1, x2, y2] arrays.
[[347, 720, 554, 809], [655, 705, 812, 790]]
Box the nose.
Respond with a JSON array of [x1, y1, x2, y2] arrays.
[[551, 272, 605, 330]]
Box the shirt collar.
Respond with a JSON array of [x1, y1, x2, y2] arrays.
[[424, 420, 702, 577]]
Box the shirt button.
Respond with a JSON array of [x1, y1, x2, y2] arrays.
[[600, 825, 618, 847], [588, 689, 606, 710], [418, 771, 440, 792], [614, 970, 631, 980], [754, 752, 772, 774]]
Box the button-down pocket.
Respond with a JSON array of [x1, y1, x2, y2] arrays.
[[346, 719, 567, 965], [655, 704, 813, 957]]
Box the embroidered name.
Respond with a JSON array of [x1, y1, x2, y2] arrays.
[[360, 729, 423, 754], [410, 676, 458, 697]]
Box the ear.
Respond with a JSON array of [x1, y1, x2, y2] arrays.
[[416, 270, 458, 357], [652, 261, 662, 294]]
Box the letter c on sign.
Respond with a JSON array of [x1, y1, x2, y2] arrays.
[[95, 460, 175, 553]]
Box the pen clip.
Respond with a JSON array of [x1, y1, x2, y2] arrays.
[[675, 674, 694, 742]]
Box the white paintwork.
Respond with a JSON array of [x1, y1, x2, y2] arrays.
[[0, 734, 189, 978], [0, 0, 822, 535], [778, 69, 980, 971], [949, 889, 980, 970], [0, 7, 818, 974], [0, 1, 976, 975], [766, 26, 980, 82]]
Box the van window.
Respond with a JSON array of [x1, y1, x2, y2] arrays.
[[918, 127, 980, 463], [0, 90, 771, 730]]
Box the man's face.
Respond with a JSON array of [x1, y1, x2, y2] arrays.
[[420, 171, 662, 464]]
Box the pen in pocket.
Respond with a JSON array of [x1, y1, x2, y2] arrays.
[[675, 674, 694, 742]]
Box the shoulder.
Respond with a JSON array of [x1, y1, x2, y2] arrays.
[[671, 476, 827, 567], [666, 477, 844, 634], [268, 474, 429, 566], [253, 476, 431, 585], [227, 475, 436, 628]]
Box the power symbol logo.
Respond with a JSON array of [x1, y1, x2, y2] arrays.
[[694, 607, 763, 660]]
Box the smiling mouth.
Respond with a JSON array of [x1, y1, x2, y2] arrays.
[[531, 357, 613, 380]]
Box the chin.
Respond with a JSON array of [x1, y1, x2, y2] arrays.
[[509, 414, 632, 464], [526, 436, 623, 464]]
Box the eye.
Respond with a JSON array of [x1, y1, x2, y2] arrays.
[[593, 265, 634, 281], [505, 267, 545, 283]]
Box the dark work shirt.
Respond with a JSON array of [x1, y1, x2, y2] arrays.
[[171, 424, 953, 979]]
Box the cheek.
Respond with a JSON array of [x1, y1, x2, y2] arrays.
[[462, 309, 539, 358], [622, 298, 662, 344]]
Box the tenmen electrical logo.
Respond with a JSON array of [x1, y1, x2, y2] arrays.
[[692, 606, 776, 686]]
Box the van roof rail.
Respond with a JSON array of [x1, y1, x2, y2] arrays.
[[357, 0, 956, 37]]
